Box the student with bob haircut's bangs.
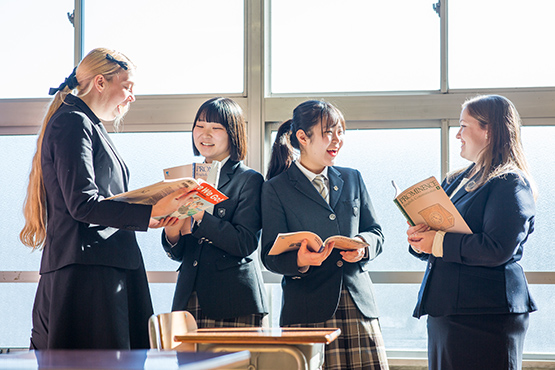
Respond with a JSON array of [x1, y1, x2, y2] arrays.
[[261, 100, 388, 370], [159, 97, 268, 328]]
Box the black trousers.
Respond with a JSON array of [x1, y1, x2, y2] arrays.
[[427, 313, 529, 370], [30, 261, 153, 349]]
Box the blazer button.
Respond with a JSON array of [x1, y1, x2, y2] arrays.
[[329, 214, 336, 221], [193, 260, 198, 267], [292, 276, 301, 280], [198, 237, 204, 244], [166, 252, 172, 258], [336, 260, 343, 267]]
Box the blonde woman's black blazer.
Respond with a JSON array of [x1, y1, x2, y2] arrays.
[[162, 160, 268, 319], [40, 95, 152, 274], [261, 164, 384, 326], [411, 165, 537, 318]]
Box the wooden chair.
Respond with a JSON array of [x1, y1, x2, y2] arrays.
[[148, 311, 197, 351]]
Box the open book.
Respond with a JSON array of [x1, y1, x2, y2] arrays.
[[105, 162, 227, 219], [268, 231, 369, 256], [392, 176, 472, 234]]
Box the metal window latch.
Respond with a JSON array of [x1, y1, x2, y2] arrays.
[[433, 1, 440, 17], [67, 10, 75, 26]]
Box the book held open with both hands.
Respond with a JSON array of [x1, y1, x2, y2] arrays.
[[105, 161, 227, 219], [392, 176, 472, 234], [268, 231, 369, 256]]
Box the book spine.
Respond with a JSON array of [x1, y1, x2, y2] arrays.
[[393, 199, 415, 226]]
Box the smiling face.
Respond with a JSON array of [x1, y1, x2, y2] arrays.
[[297, 120, 344, 173], [99, 71, 136, 121], [456, 107, 489, 163], [192, 120, 231, 163]]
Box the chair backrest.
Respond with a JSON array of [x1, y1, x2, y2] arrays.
[[148, 311, 198, 350]]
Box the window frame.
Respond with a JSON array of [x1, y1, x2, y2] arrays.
[[1, 0, 555, 360]]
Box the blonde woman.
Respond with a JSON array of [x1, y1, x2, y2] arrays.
[[21, 48, 191, 349]]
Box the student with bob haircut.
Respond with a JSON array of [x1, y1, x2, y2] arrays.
[[408, 95, 537, 370], [160, 97, 268, 328], [20, 47, 192, 349], [261, 100, 388, 369]]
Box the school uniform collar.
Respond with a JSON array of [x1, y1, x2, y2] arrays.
[[294, 161, 329, 183], [288, 162, 342, 210]]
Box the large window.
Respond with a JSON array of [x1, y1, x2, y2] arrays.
[[448, 0, 555, 89], [270, 0, 440, 94], [84, 0, 245, 95], [0, 0, 74, 99]]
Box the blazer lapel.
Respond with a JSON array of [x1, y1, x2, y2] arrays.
[[287, 164, 330, 209], [94, 123, 130, 187], [328, 167, 343, 209], [217, 160, 239, 190]]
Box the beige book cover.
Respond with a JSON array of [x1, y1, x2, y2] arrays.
[[392, 176, 472, 234], [268, 231, 369, 255], [163, 161, 221, 186]]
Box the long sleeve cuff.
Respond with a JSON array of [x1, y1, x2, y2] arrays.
[[432, 230, 446, 257]]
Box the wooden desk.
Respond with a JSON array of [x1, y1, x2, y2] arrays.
[[175, 328, 341, 370], [175, 327, 341, 345], [0, 349, 250, 369]]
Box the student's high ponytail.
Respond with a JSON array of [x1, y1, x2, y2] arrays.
[[266, 119, 294, 180]]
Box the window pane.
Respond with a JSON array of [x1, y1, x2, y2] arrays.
[[0, 283, 37, 347], [449, 0, 555, 89], [109, 131, 196, 271], [84, 0, 244, 95], [337, 128, 441, 271], [0, 136, 42, 270], [0, 1, 74, 99], [270, 0, 440, 94], [519, 126, 555, 271]]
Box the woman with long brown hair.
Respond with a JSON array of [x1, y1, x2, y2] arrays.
[[408, 95, 537, 369]]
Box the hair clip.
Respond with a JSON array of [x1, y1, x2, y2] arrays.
[[105, 53, 129, 70]]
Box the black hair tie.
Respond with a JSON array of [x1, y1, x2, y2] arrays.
[[48, 67, 79, 96]]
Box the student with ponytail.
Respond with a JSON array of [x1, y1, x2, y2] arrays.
[[261, 100, 389, 369], [20, 48, 192, 349]]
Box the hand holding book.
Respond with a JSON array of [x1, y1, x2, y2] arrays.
[[268, 231, 369, 256]]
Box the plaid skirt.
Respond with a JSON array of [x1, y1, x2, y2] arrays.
[[186, 291, 268, 328], [287, 287, 389, 370]]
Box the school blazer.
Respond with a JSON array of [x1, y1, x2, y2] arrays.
[[40, 95, 152, 274], [162, 160, 268, 319], [261, 164, 384, 326], [411, 165, 537, 318]]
